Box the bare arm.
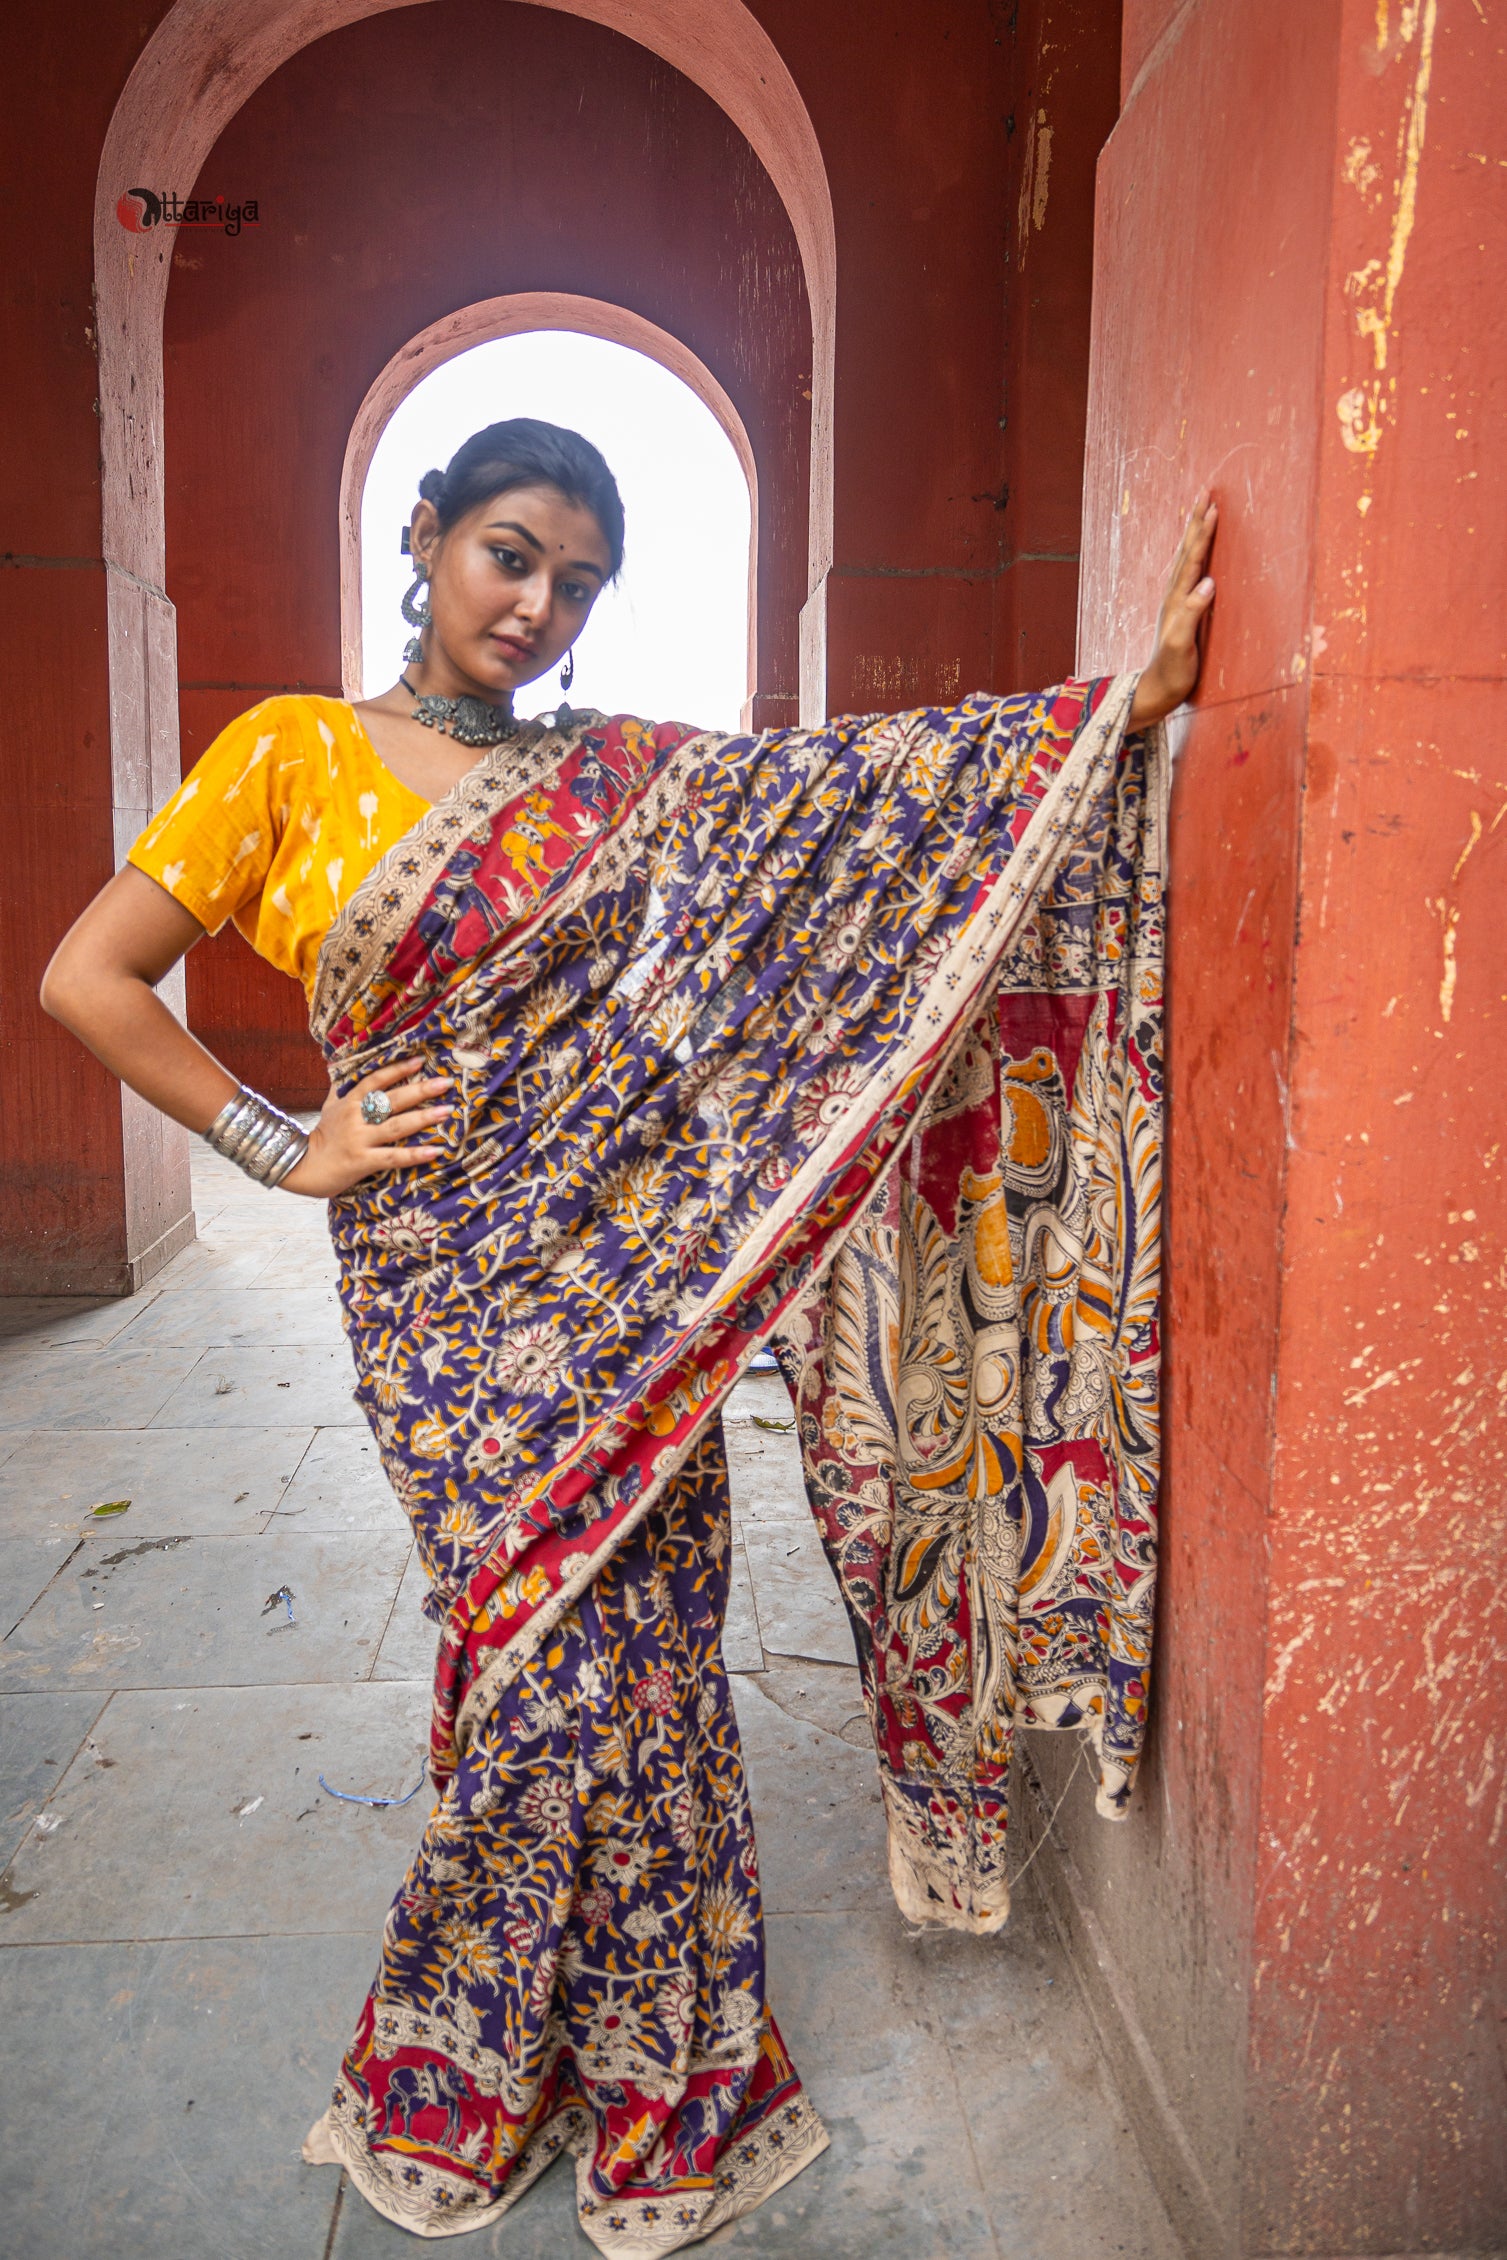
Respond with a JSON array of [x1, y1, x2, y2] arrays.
[[42, 867, 240, 1132], [40, 866, 451, 1197]]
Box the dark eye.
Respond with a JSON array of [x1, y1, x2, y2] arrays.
[[560, 578, 593, 604], [490, 545, 527, 573]]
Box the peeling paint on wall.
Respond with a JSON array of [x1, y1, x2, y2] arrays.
[[1016, 106, 1054, 254], [1434, 895, 1460, 1022], [852, 654, 961, 705], [1337, 0, 1437, 489]]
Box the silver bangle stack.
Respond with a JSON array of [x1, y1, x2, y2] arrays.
[[202, 1086, 310, 1189]]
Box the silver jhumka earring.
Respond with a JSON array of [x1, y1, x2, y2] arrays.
[[400, 572, 431, 664], [559, 646, 576, 693]]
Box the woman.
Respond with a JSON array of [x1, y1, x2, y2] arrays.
[[42, 418, 1214, 2250]]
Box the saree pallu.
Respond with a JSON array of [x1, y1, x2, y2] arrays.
[[300, 675, 1164, 2249]]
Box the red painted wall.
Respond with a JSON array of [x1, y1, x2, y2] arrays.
[[1, 5, 197, 1293], [996, 0, 1123, 689], [753, 0, 1118, 715], [1049, 0, 1507, 2249], [1253, 0, 1507, 2241]]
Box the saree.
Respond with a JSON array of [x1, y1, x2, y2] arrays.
[[300, 674, 1165, 2249]]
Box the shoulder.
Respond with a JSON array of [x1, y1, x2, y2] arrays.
[[232, 693, 360, 754], [173, 696, 362, 829], [286, 693, 362, 739], [204, 694, 370, 788], [196, 694, 310, 772]]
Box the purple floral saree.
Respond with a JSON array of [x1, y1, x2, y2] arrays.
[[300, 675, 1165, 2249]]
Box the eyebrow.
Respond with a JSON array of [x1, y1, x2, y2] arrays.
[[484, 519, 606, 579]]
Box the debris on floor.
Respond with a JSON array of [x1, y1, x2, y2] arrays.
[[317, 1759, 428, 1809]]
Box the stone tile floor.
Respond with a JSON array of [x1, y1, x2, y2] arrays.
[[0, 1145, 1180, 2260]]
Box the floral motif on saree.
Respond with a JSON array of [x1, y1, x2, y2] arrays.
[[300, 676, 1162, 2249]]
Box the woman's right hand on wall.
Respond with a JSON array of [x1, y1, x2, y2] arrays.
[[281, 1062, 453, 1198], [1128, 494, 1218, 729]]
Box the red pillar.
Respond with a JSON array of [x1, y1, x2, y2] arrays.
[[2, 6, 194, 1296], [996, 0, 1123, 690], [768, 0, 1120, 719], [1030, 1, 1507, 2250]]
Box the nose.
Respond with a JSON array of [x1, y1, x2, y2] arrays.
[[512, 568, 552, 635]]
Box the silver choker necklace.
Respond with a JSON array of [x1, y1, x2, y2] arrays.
[[400, 676, 517, 747]]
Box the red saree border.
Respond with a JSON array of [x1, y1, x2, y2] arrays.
[[314, 712, 708, 1060]]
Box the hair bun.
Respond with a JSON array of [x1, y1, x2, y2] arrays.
[[413, 420, 625, 577]]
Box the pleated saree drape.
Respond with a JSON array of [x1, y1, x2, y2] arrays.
[[299, 675, 1165, 2249]]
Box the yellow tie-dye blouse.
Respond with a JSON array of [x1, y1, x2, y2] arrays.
[[128, 696, 429, 996]]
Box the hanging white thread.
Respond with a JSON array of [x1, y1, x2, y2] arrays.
[[1006, 1738, 1092, 1891]]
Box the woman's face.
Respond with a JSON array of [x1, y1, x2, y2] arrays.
[[412, 482, 613, 701]]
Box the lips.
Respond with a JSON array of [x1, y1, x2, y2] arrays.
[[492, 635, 537, 661]]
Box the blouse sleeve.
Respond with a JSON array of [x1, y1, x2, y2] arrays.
[[127, 701, 290, 934]]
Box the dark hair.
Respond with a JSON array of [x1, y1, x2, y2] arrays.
[[417, 417, 625, 579]]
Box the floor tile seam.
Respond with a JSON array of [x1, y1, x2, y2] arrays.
[[0, 1341, 111, 1364], [208, 1225, 334, 1243], [738, 1673, 868, 1741], [0, 1346, 225, 1432], [0, 1685, 114, 1873], [0, 1422, 171, 1436], [0, 1421, 325, 1440], [0, 1674, 434, 1698], [739, 1531, 777, 1663], [321, 2174, 347, 2260], [3, 1535, 85, 1641], [759, 1644, 859, 1671], [0, 1927, 388, 1949], [144, 1334, 350, 1347], [72, 1287, 166, 1352], [730, 1533, 766, 1672], [45, 1519, 406, 1542], [366, 1537, 418, 1680], [0, 1339, 203, 1380], [1, 1521, 401, 1543], [157, 1247, 300, 1288], [274, 1425, 327, 1524], [145, 1417, 370, 1432]]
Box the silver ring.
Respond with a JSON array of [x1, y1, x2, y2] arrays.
[[360, 1088, 393, 1126]]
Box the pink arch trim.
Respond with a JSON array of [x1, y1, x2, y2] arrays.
[[339, 295, 760, 711]]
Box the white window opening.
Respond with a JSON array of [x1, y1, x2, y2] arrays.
[[360, 329, 752, 732]]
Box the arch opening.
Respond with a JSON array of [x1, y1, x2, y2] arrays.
[[345, 299, 758, 731]]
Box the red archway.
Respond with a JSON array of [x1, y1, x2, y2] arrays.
[[93, 0, 834, 649]]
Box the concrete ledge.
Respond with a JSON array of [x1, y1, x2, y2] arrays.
[[1014, 1739, 1233, 2260]]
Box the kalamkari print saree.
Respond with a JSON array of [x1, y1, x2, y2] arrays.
[[299, 675, 1166, 2249]]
